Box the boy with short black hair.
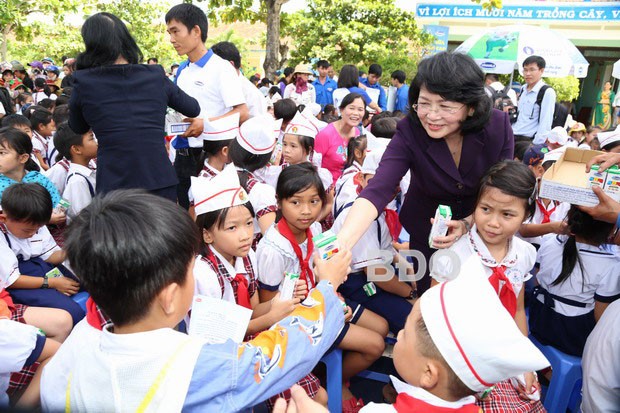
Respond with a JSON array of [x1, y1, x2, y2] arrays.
[[53, 123, 97, 220], [1, 183, 83, 325], [314, 59, 337, 109], [361, 258, 549, 411], [41, 190, 350, 412], [361, 63, 387, 111], [390, 70, 409, 113]]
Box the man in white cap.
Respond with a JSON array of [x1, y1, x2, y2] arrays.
[[361, 257, 550, 412]]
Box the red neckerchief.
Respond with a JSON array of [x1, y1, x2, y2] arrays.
[[86, 297, 103, 330], [206, 250, 252, 309], [536, 199, 557, 224], [394, 393, 481, 413], [277, 218, 316, 290], [384, 209, 402, 241], [488, 266, 517, 318]]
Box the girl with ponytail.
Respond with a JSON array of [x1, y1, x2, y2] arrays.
[[530, 206, 620, 356], [0, 127, 65, 225]]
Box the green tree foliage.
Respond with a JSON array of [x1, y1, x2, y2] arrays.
[[283, 0, 431, 85], [545, 76, 581, 103], [0, 0, 90, 60]]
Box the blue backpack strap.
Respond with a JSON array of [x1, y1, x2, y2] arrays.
[[67, 172, 95, 198], [334, 201, 354, 220]]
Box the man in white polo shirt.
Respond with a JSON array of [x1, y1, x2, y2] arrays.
[[165, 3, 249, 208]]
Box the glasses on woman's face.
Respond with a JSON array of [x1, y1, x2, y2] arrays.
[[412, 102, 466, 116]]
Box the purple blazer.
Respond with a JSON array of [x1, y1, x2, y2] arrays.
[[360, 109, 513, 287]]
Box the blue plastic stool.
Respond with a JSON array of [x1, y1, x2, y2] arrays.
[[71, 291, 89, 312], [319, 349, 342, 413], [529, 335, 582, 413]]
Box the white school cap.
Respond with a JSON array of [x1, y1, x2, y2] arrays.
[[420, 256, 550, 392], [284, 111, 319, 139], [598, 128, 620, 150], [203, 113, 239, 141], [191, 164, 248, 216], [301, 105, 327, 132], [236, 114, 283, 155], [542, 126, 569, 146], [360, 146, 385, 175], [542, 146, 566, 164]]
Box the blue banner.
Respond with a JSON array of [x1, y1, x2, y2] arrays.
[[416, 3, 620, 21], [423, 25, 450, 55]]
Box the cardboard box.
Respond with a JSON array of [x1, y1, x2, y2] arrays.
[[539, 147, 620, 206]]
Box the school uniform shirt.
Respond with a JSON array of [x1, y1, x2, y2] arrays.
[[0, 171, 61, 207], [0, 224, 60, 288], [283, 83, 316, 107], [240, 74, 268, 118], [333, 168, 361, 221], [0, 319, 46, 407], [535, 235, 620, 317], [237, 169, 277, 237], [255, 222, 322, 291], [360, 376, 478, 412], [253, 162, 332, 192], [332, 198, 395, 271], [432, 226, 535, 299], [0, 239, 19, 290], [46, 134, 58, 168], [31, 131, 49, 165], [582, 299, 620, 413], [43, 158, 71, 194], [192, 248, 259, 304], [175, 50, 245, 138], [518, 199, 570, 246], [41, 281, 345, 413], [32, 91, 56, 105], [63, 162, 96, 222]]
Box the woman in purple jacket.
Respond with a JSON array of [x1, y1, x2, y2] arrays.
[[337, 52, 514, 293]]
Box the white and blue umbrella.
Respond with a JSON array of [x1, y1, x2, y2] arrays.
[[455, 24, 589, 78]]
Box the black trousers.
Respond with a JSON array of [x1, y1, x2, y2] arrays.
[[174, 147, 203, 210]]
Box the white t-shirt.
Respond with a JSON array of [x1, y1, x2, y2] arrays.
[[240, 75, 267, 118], [582, 299, 620, 413], [535, 235, 620, 317], [44, 158, 71, 194]]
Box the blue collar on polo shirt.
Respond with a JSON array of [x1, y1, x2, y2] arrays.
[[174, 49, 214, 84]]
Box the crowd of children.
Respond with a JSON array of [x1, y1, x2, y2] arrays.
[[1, 8, 620, 411]]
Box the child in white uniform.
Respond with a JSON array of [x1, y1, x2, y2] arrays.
[[361, 257, 550, 412], [531, 206, 620, 356], [229, 115, 281, 245], [53, 123, 97, 221], [256, 163, 388, 411], [431, 160, 544, 411], [41, 188, 350, 412]]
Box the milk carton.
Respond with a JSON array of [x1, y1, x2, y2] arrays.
[[429, 205, 452, 248], [313, 230, 340, 260], [280, 272, 300, 300]]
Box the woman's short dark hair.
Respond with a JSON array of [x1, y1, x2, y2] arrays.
[[337, 65, 360, 89], [64, 190, 201, 327], [276, 162, 327, 205], [165, 4, 209, 43], [339, 92, 365, 110], [1, 183, 52, 225], [476, 160, 536, 219], [76, 12, 143, 70], [408, 52, 491, 135]]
